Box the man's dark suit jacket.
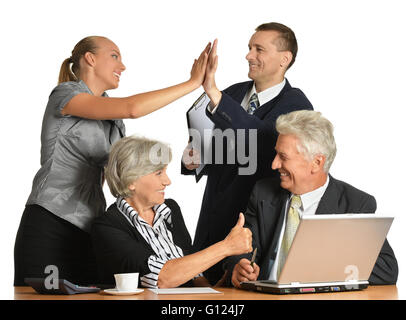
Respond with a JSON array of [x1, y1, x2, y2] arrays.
[[224, 175, 398, 285], [183, 79, 313, 283], [90, 199, 195, 287]]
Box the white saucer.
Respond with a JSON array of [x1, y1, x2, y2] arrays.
[[103, 288, 144, 296]]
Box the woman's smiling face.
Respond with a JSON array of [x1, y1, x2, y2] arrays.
[[128, 166, 171, 208], [92, 38, 126, 90]]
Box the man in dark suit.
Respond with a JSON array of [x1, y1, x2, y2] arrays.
[[182, 22, 313, 284], [227, 110, 398, 287]]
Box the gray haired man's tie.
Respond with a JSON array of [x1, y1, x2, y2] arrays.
[[277, 195, 302, 278]]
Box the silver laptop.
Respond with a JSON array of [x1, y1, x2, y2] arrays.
[[241, 214, 393, 294]]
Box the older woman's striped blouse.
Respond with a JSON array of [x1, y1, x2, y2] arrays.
[[116, 197, 194, 288]]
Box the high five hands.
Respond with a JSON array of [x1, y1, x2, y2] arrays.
[[182, 39, 221, 171], [190, 39, 222, 105]]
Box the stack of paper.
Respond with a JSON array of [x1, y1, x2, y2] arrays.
[[148, 287, 221, 295]]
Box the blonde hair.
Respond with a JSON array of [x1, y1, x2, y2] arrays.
[[105, 135, 172, 198], [276, 110, 337, 172], [58, 36, 108, 84]]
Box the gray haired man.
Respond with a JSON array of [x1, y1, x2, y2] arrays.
[[226, 110, 398, 287]]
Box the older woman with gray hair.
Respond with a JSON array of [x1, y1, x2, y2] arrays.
[[91, 135, 253, 288]]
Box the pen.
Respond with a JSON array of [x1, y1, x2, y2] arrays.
[[250, 248, 257, 268]]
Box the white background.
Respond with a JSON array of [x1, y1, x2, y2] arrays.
[[1, 0, 405, 299]]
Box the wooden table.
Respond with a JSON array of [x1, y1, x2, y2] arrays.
[[12, 286, 401, 318], [14, 285, 399, 300]]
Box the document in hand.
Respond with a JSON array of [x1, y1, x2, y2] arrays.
[[186, 93, 214, 182]]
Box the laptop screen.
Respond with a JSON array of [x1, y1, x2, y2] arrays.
[[277, 214, 393, 285]]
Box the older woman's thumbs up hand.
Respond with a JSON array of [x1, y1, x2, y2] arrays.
[[222, 213, 252, 256]]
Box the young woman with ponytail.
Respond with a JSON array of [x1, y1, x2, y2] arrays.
[[14, 36, 211, 286]]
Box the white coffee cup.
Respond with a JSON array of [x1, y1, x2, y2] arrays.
[[114, 272, 139, 292]]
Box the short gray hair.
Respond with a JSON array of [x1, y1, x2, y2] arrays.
[[105, 135, 172, 198], [276, 110, 337, 172]]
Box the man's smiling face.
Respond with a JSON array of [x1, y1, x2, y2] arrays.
[[272, 134, 315, 195]]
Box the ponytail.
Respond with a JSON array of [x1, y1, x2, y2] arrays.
[[57, 36, 105, 85], [58, 57, 77, 84]]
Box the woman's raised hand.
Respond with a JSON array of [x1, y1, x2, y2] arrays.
[[189, 42, 211, 88]]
